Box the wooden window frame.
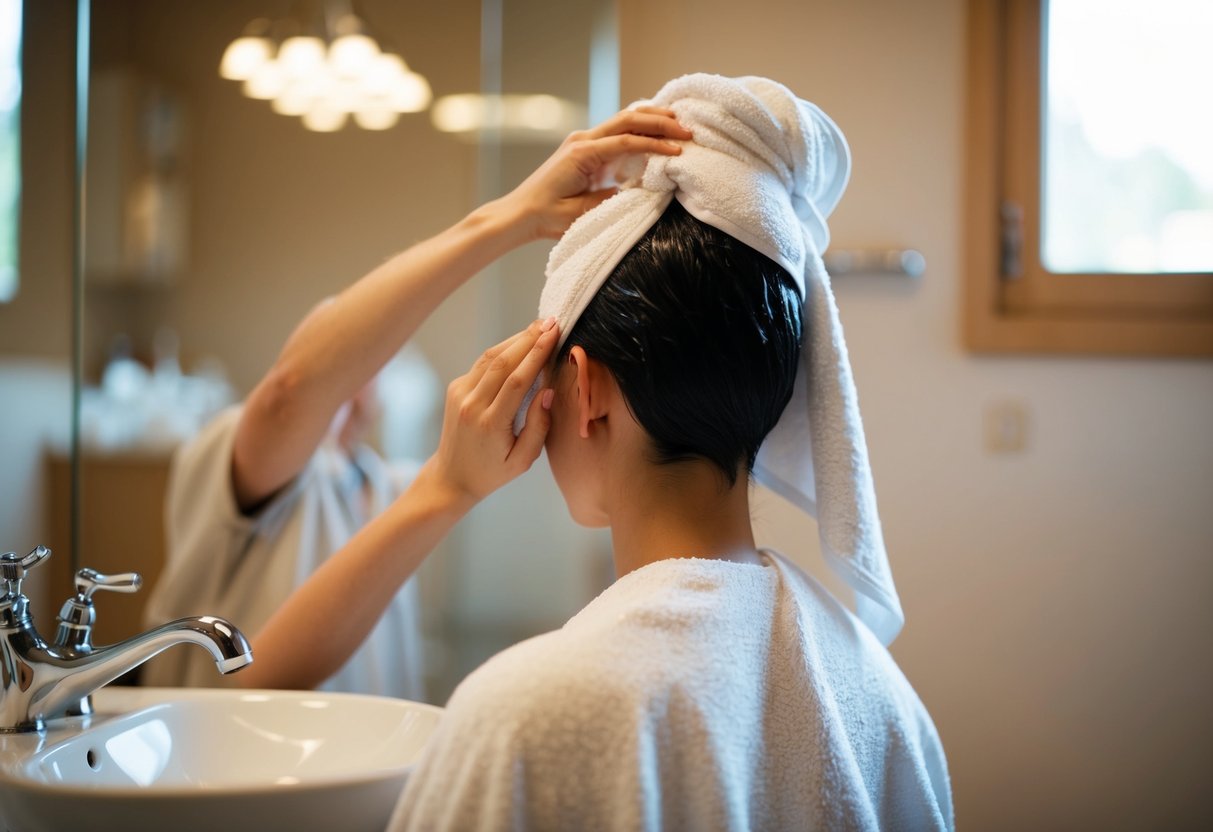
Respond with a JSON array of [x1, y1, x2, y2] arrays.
[[963, 0, 1213, 357]]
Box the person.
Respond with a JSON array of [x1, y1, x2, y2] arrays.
[[140, 106, 692, 696], [250, 74, 953, 830], [391, 74, 952, 829]]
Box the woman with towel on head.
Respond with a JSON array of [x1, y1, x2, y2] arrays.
[[254, 74, 953, 830]]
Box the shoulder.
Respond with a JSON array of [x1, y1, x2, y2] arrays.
[[173, 405, 242, 475], [166, 406, 246, 530], [398, 628, 667, 830], [452, 628, 643, 723]]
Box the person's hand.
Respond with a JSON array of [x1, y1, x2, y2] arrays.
[[504, 107, 693, 241], [426, 318, 560, 506]]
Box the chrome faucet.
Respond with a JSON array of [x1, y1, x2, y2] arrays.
[[1, 546, 254, 733]]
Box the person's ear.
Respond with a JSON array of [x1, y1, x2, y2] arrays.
[[568, 346, 611, 440]]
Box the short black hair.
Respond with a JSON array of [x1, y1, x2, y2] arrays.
[[558, 199, 803, 487]]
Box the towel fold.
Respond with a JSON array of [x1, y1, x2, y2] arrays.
[[520, 73, 903, 644]]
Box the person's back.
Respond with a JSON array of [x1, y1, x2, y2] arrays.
[[395, 552, 950, 831]]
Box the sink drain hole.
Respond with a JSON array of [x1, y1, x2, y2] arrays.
[[86, 748, 100, 770]]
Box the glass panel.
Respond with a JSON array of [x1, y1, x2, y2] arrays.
[[0, 0, 19, 301], [1042, 0, 1213, 274]]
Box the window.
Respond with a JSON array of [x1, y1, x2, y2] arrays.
[[964, 0, 1213, 356], [0, 0, 19, 302]]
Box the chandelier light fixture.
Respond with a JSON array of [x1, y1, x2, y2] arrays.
[[219, 1, 431, 132]]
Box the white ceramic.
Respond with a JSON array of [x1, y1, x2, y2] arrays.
[[0, 687, 442, 832]]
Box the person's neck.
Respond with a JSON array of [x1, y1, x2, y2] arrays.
[[608, 461, 762, 578]]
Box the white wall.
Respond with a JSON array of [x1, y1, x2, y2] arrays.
[[620, 0, 1213, 829]]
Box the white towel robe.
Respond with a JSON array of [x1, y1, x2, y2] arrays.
[[141, 406, 425, 699], [390, 552, 951, 831]]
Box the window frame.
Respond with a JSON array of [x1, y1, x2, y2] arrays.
[[963, 0, 1213, 356]]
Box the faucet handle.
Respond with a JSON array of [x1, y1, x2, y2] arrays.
[[1, 546, 51, 598], [74, 568, 142, 602], [55, 568, 144, 659]]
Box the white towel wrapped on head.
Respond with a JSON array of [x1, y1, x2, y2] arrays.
[[519, 73, 904, 645]]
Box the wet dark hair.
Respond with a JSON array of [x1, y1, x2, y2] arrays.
[[558, 199, 803, 487]]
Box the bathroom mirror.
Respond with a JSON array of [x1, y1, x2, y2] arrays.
[[6, 0, 616, 703]]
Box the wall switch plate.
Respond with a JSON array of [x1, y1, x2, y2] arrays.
[[985, 400, 1029, 454]]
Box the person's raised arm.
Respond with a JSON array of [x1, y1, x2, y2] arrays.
[[232, 108, 692, 511], [233, 317, 560, 690]]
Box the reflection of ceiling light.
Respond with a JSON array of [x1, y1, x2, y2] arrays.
[[364, 53, 405, 96], [391, 72, 432, 113], [276, 36, 326, 80], [302, 105, 347, 133], [219, 18, 273, 81], [271, 86, 314, 116], [432, 94, 585, 141], [219, 3, 430, 132], [518, 95, 563, 130], [354, 107, 400, 131], [244, 62, 285, 100], [329, 34, 379, 78], [432, 95, 482, 133]]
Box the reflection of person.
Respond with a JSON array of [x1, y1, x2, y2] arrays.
[[141, 374, 430, 696], [140, 106, 692, 695]]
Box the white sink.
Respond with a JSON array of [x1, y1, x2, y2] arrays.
[[0, 687, 442, 832]]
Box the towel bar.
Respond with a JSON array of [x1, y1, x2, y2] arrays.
[[824, 248, 925, 277]]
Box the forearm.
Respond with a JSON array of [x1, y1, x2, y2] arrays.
[[234, 197, 531, 508], [234, 459, 474, 691]]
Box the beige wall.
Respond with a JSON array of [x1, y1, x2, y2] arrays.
[[620, 0, 1213, 829]]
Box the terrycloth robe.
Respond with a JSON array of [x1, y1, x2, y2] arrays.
[[389, 551, 952, 831]]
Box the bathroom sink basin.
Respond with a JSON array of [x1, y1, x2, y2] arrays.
[[0, 687, 442, 832]]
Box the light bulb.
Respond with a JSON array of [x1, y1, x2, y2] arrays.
[[391, 72, 432, 113], [277, 36, 326, 80], [518, 95, 564, 130], [244, 61, 285, 100], [219, 36, 272, 81], [432, 94, 482, 132], [302, 105, 347, 132], [329, 78, 368, 113], [273, 84, 316, 116], [364, 53, 406, 97], [354, 107, 399, 130], [329, 34, 379, 78]]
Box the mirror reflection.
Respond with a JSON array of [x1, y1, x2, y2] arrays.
[[59, 0, 613, 702]]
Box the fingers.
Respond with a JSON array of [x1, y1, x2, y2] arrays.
[[469, 318, 559, 411], [507, 385, 554, 469], [576, 134, 684, 171], [462, 325, 534, 392], [586, 108, 693, 142]]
